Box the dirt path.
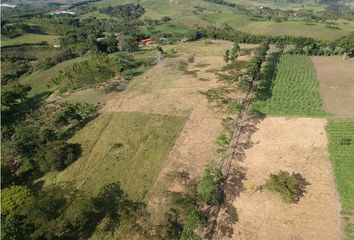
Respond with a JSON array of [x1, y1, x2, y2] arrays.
[[220, 117, 343, 240]]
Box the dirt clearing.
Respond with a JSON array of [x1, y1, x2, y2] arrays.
[[311, 56, 354, 117], [223, 117, 343, 240]]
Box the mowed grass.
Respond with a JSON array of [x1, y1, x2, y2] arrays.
[[253, 54, 326, 116], [56, 112, 186, 201], [1, 33, 58, 47], [326, 119, 354, 238]]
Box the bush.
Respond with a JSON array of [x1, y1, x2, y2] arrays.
[[265, 171, 306, 203], [215, 132, 230, 153]]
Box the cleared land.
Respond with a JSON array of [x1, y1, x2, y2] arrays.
[[223, 117, 343, 240], [312, 56, 354, 117], [326, 119, 354, 238], [54, 112, 186, 201], [253, 54, 325, 116]]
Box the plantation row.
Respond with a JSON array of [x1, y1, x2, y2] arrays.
[[252, 54, 326, 116], [326, 119, 354, 238]]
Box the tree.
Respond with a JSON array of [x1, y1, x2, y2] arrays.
[[1, 185, 32, 216], [105, 34, 118, 53], [119, 36, 139, 52], [37, 141, 82, 173], [230, 42, 240, 63], [1, 84, 32, 107], [197, 165, 223, 205]]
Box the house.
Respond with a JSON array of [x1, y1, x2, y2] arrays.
[[140, 38, 154, 46]]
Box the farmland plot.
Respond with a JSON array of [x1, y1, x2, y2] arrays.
[[326, 119, 354, 238], [253, 54, 326, 116], [223, 117, 343, 240], [312, 56, 354, 117]]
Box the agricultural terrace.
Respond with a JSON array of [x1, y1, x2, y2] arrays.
[[326, 119, 354, 238], [312, 56, 354, 117], [253, 54, 326, 117]]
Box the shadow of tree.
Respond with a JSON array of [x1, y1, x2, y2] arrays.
[[294, 173, 310, 200]]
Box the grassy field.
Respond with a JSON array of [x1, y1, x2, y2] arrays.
[[54, 112, 186, 201], [1, 33, 58, 47], [326, 119, 354, 238], [95, 0, 352, 40], [13, 56, 91, 95], [253, 54, 326, 116], [240, 21, 351, 41], [2, 45, 59, 59]]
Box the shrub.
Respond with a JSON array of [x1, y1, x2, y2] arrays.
[[265, 171, 305, 203], [1, 185, 32, 215], [215, 132, 230, 153]]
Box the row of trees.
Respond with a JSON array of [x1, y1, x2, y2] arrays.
[[201, 24, 354, 56]]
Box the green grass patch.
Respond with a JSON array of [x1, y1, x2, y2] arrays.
[[252, 54, 326, 116], [14, 56, 91, 95], [240, 21, 350, 41], [326, 119, 354, 238], [1, 33, 58, 47], [56, 112, 186, 201]]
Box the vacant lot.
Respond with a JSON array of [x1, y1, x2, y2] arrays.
[[312, 56, 354, 117], [253, 54, 325, 116], [55, 112, 186, 201], [326, 119, 354, 238], [224, 117, 342, 240]]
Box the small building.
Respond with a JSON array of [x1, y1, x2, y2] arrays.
[[140, 38, 154, 46], [53, 43, 60, 48]]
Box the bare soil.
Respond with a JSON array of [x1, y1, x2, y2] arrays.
[[220, 117, 343, 240], [311, 56, 354, 117]]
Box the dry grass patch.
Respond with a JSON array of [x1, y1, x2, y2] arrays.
[[222, 117, 343, 240], [312, 56, 354, 117]]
